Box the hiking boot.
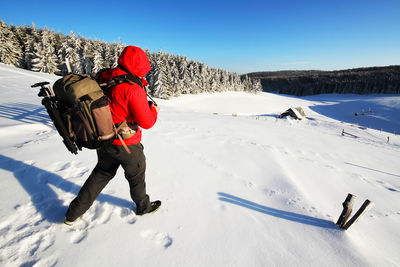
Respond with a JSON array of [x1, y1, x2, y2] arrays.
[[64, 218, 75, 226], [136, 200, 161, 215]]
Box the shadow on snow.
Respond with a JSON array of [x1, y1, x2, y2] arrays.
[[0, 154, 132, 223], [345, 162, 400, 179], [218, 192, 338, 230], [0, 102, 52, 125], [303, 94, 400, 134]]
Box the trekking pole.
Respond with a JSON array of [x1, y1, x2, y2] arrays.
[[31, 81, 52, 98], [31, 81, 79, 154], [145, 90, 158, 106]]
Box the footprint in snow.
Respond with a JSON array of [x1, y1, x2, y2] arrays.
[[244, 180, 256, 188], [68, 220, 90, 244], [0, 217, 56, 266], [376, 180, 399, 193], [24, 160, 36, 166], [118, 207, 137, 224], [70, 229, 88, 244], [141, 230, 173, 248], [28, 256, 58, 267], [90, 203, 112, 224], [19, 229, 55, 257], [36, 130, 51, 136], [53, 162, 73, 172]]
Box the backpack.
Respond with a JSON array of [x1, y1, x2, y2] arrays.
[[33, 69, 144, 155]]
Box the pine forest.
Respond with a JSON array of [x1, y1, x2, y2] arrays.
[[0, 21, 262, 99]]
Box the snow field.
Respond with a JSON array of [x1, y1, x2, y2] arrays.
[[0, 64, 399, 266]]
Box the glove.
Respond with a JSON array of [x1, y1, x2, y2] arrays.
[[151, 102, 160, 112]]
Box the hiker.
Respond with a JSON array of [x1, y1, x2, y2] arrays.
[[64, 46, 161, 225]]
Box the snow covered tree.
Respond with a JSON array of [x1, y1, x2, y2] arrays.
[[21, 25, 36, 70], [152, 53, 174, 99], [64, 31, 83, 73], [252, 78, 262, 93], [168, 54, 180, 96], [200, 65, 212, 92], [145, 50, 156, 95], [111, 41, 125, 67], [209, 70, 219, 93], [102, 42, 112, 69], [0, 21, 23, 67], [10, 25, 29, 68], [187, 62, 199, 94], [92, 40, 105, 73], [55, 32, 69, 75], [194, 62, 205, 92], [177, 55, 191, 94], [31, 28, 59, 74], [242, 75, 261, 92], [82, 40, 94, 74]]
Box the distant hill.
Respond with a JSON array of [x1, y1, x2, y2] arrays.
[[245, 65, 400, 96]]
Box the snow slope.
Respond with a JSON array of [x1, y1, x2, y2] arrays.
[[0, 63, 399, 267]]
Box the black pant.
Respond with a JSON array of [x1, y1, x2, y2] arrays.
[[65, 143, 150, 221]]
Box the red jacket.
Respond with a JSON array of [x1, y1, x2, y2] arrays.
[[99, 46, 158, 146]]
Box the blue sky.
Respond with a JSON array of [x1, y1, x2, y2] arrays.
[[2, 0, 400, 74]]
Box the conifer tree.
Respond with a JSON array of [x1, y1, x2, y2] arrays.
[[252, 78, 262, 93], [31, 28, 59, 74], [65, 31, 83, 73], [11, 25, 28, 68], [153, 53, 173, 99], [147, 53, 159, 96], [22, 25, 36, 70], [111, 41, 124, 67], [242, 75, 253, 92], [82, 40, 94, 74], [177, 55, 191, 94], [102, 42, 112, 69], [168, 54, 180, 96], [92, 40, 105, 73], [188, 62, 198, 94], [210, 71, 219, 92], [145, 50, 156, 95], [194, 62, 204, 92], [0, 21, 23, 67]]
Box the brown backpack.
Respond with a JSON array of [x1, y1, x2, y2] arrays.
[[33, 67, 148, 154], [49, 72, 143, 154], [53, 73, 115, 150]]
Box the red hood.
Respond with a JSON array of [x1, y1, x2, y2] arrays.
[[118, 46, 151, 78]]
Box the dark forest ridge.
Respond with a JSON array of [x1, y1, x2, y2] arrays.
[[246, 65, 400, 78], [245, 65, 400, 96]]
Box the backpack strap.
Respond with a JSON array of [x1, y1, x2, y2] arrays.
[[92, 68, 110, 81], [116, 65, 144, 87], [95, 66, 149, 154], [98, 65, 158, 106], [96, 66, 143, 92], [98, 75, 143, 91]]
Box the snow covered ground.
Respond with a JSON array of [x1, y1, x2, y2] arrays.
[[0, 63, 399, 267]]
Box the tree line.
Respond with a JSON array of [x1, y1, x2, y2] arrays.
[[247, 66, 400, 96], [0, 21, 262, 99]]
